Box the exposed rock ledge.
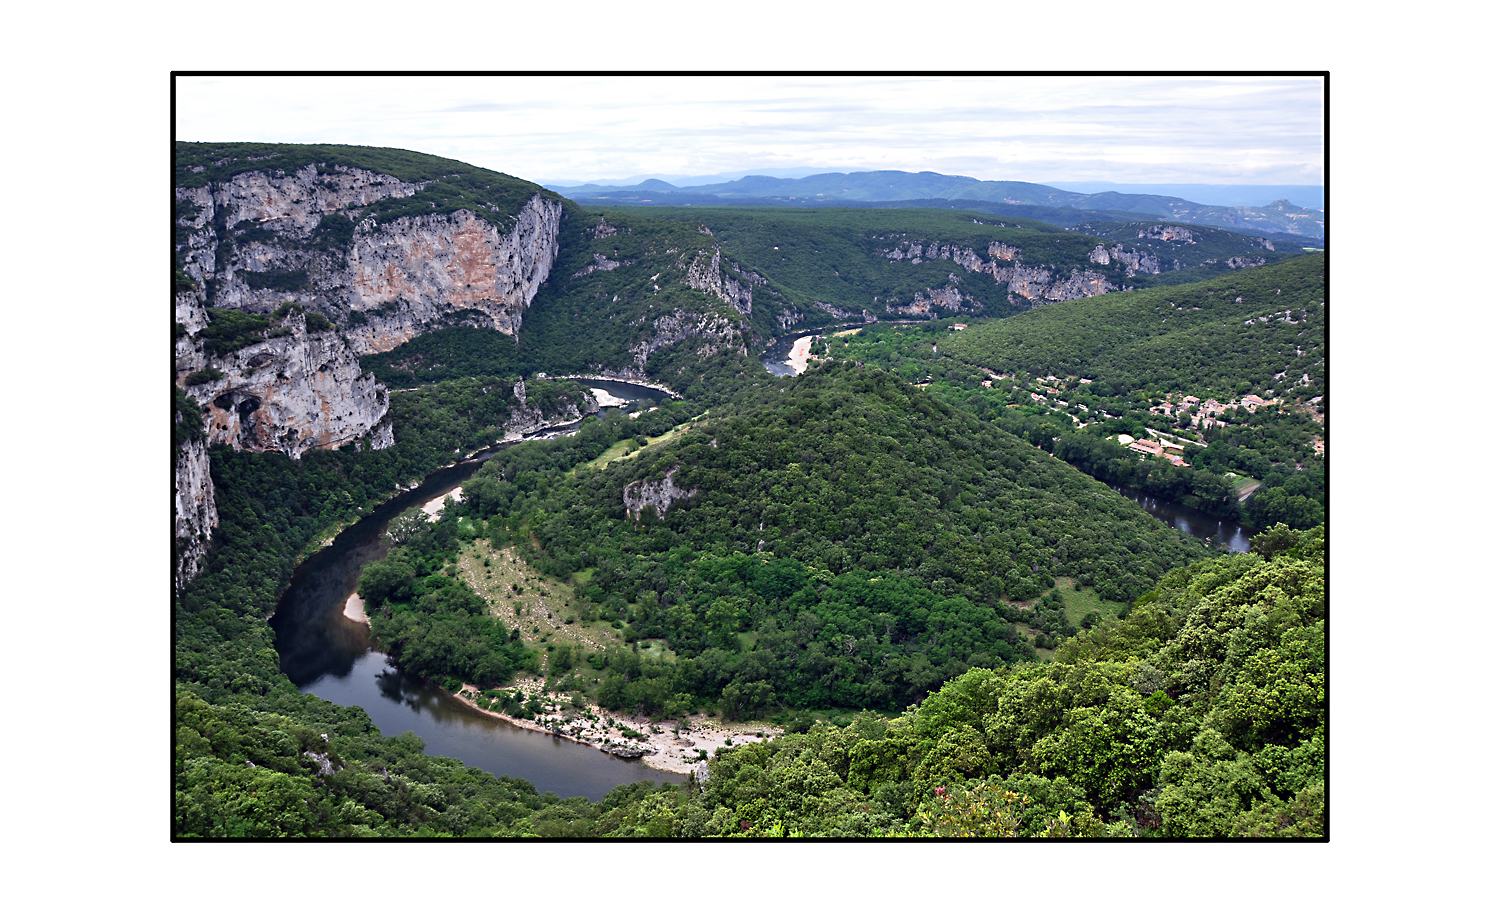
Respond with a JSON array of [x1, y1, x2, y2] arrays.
[[601, 741, 657, 759], [175, 438, 217, 589], [624, 465, 697, 521], [181, 311, 391, 460]]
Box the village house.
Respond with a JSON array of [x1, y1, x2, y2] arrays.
[[1129, 439, 1165, 457]]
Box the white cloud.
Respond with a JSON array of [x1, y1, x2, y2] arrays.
[[175, 75, 1324, 186]]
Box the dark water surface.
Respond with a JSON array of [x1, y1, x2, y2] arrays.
[[271, 380, 678, 801], [1112, 484, 1253, 554]]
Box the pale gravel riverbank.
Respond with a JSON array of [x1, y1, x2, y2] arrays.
[[450, 677, 781, 775]]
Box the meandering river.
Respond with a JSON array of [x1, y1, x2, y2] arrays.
[[271, 379, 680, 801]]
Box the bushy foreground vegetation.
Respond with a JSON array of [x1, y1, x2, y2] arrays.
[[178, 519, 1325, 837], [578, 524, 1326, 838]]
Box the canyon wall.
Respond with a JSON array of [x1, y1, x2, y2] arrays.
[[175, 164, 563, 354]]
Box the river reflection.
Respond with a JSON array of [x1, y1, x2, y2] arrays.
[[1112, 484, 1253, 553], [271, 379, 679, 801], [299, 650, 673, 801]]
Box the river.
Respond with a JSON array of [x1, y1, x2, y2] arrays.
[[1111, 484, 1254, 553], [271, 379, 681, 801]]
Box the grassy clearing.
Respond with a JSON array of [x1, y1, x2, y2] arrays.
[[576, 413, 707, 473], [1224, 472, 1262, 501], [1055, 576, 1128, 627], [455, 538, 665, 688]]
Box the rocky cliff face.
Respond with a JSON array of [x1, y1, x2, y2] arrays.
[[628, 309, 749, 370], [175, 435, 217, 589], [685, 249, 757, 316], [1139, 225, 1196, 243], [339, 200, 562, 352], [179, 310, 392, 459], [502, 379, 598, 440], [882, 238, 1116, 306], [892, 281, 976, 317], [176, 164, 563, 354], [175, 287, 396, 587], [624, 466, 697, 521], [1099, 245, 1161, 276]]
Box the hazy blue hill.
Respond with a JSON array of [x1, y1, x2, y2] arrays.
[[1050, 182, 1324, 209], [553, 169, 1325, 239]]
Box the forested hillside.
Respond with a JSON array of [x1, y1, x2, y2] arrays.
[[348, 362, 1210, 724], [943, 254, 1324, 399], [633, 206, 1288, 323], [515, 209, 782, 374], [587, 524, 1325, 838], [808, 256, 1325, 530]]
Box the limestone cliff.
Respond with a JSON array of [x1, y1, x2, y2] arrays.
[[1085, 244, 1162, 276], [174, 302, 395, 588], [624, 465, 697, 521], [684, 249, 757, 316], [179, 309, 392, 459], [892, 282, 975, 318], [629, 309, 749, 369], [175, 163, 563, 355], [882, 238, 1116, 306], [503, 379, 598, 440], [175, 432, 217, 589], [1139, 224, 1196, 243]]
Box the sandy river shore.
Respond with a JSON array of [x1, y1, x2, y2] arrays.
[[450, 677, 780, 776]]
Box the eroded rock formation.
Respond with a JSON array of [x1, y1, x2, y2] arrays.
[[881, 238, 1116, 306], [175, 164, 563, 354], [179, 310, 392, 459], [624, 465, 697, 521], [174, 437, 217, 589], [502, 379, 598, 440]]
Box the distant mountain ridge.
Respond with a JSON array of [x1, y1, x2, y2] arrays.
[[549, 170, 1325, 240]]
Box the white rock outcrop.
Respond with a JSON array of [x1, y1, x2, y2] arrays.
[[176, 164, 563, 355], [175, 437, 217, 589], [685, 249, 755, 316], [880, 238, 1116, 306], [180, 311, 391, 459], [624, 466, 698, 521]]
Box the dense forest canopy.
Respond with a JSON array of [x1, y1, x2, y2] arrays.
[[943, 254, 1325, 399]]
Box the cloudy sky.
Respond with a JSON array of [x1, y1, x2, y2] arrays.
[[176, 75, 1324, 187]]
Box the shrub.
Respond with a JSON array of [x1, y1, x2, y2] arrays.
[[184, 368, 223, 386]]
